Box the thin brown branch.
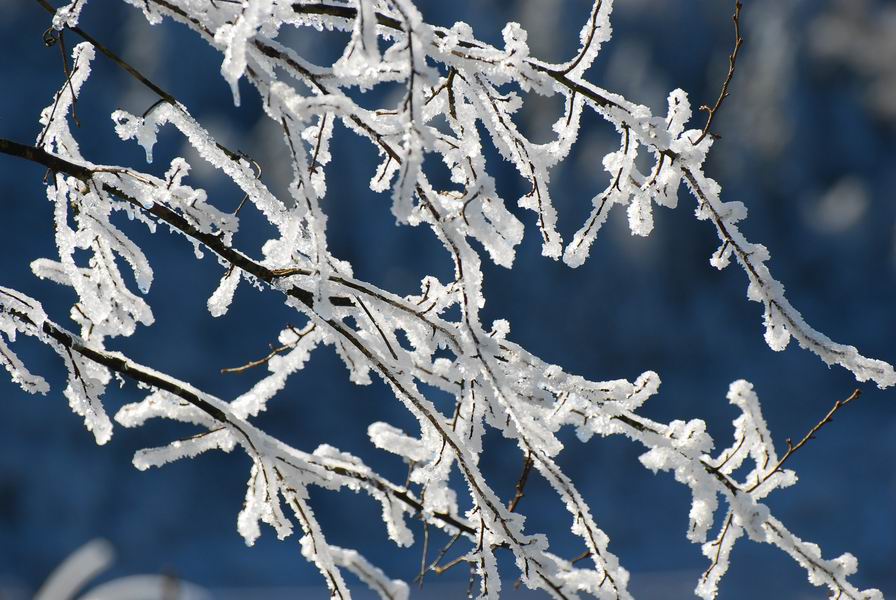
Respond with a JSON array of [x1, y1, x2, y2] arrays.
[[701, 512, 733, 582], [221, 324, 313, 374], [430, 553, 470, 576], [33, 0, 177, 104], [507, 451, 534, 512], [693, 1, 744, 145], [747, 388, 861, 492], [417, 520, 429, 589], [416, 531, 462, 587], [221, 343, 291, 374]]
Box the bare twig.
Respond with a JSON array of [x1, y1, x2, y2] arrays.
[[421, 532, 462, 584], [417, 520, 430, 589], [747, 388, 862, 492], [693, 1, 743, 145], [221, 325, 312, 374], [507, 451, 534, 512], [701, 512, 733, 582], [430, 553, 470, 576], [221, 344, 291, 374]]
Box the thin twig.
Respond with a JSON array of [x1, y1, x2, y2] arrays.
[[693, 1, 743, 145], [431, 553, 470, 576], [507, 451, 534, 512], [36, 29, 82, 148], [32, 0, 260, 170], [747, 388, 861, 492], [701, 512, 733, 582], [221, 324, 311, 374], [417, 520, 430, 588], [420, 532, 462, 586], [56, 30, 81, 127], [221, 343, 292, 374]]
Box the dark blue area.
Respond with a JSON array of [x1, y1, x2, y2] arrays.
[[0, 1, 894, 598]]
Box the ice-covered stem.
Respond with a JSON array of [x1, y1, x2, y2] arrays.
[[34, 0, 261, 181], [2, 129, 593, 594], [3, 288, 626, 598], [275, 0, 894, 388], [561, 380, 881, 600], [0, 294, 476, 592], [0, 137, 345, 313], [17, 0, 889, 597], [0, 134, 630, 598], [682, 168, 894, 387]]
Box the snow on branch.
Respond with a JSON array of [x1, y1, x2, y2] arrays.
[[0, 0, 891, 598]]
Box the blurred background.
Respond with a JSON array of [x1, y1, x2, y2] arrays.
[[1, 0, 894, 598]]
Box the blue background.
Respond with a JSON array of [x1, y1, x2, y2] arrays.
[[1, 0, 894, 597]]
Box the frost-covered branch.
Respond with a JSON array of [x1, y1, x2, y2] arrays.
[[0, 0, 892, 598]]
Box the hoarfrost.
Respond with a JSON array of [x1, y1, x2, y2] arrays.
[[0, 1, 887, 598]]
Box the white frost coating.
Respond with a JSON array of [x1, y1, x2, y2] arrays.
[[333, 0, 383, 87], [368, 421, 430, 462], [293, 492, 352, 599], [207, 269, 241, 317], [214, 0, 275, 105], [563, 135, 636, 267], [52, 0, 89, 30], [115, 390, 215, 430], [0, 337, 49, 395], [4, 1, 889, 598], [1, 288, 116, 445], [230, 323, 321, 418], [330, 546, 410, 600], [682, 167, 896, 388], [0, 288, 51, 396], [38, 42, 94, 154], [238, 460, 292, 545], [62, 350, 114, 445], [551, 0, 614, 78], [133, 429, 236, 470], [113, 104, 284, 231]]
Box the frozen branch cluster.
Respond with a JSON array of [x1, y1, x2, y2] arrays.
[[0, 0, 892, 598]]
